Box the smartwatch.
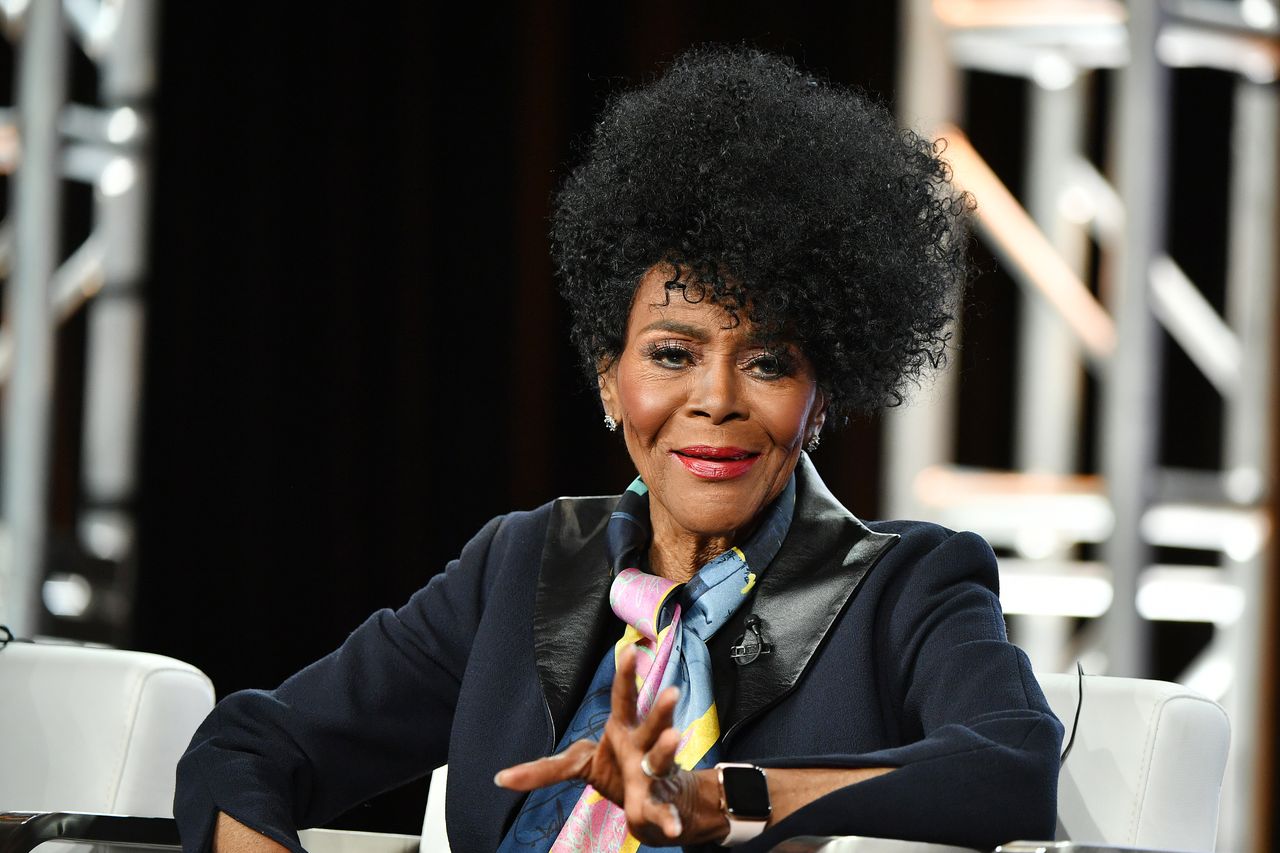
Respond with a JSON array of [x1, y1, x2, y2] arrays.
[[715, 762, 770, 845]]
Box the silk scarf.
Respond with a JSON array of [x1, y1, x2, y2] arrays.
[[498, 475, 795, 853]]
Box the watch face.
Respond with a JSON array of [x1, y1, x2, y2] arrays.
[[722, 765, 770, 818]]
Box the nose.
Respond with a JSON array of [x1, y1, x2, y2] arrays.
[[687, 358, 745, 424]]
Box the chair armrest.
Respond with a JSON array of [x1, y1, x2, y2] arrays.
[[770, 838, 1196, 853], [771, 836, 980, 853], [0, 812, 180, 853], [996, 841, 1196, 853], [297, 828, 420, 853]]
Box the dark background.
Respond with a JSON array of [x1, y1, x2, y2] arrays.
[[35, 0, 1268, 842], [139, 3, 905, 734]]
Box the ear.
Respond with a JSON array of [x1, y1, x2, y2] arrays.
[[809, 389, 829, 436], [597, 358, 619, 421]]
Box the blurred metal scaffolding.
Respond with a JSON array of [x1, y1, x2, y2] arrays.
[[0, 0, 156, 638], [893, 1, 1277, 851]]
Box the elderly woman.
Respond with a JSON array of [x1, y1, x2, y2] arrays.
[[176, 47, 1062, 853]]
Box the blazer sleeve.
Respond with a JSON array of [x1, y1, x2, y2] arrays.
[[173, 513, 509, 853], [749, 529, 1064, 851]]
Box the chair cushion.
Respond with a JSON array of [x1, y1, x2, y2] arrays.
[[1037, 673, 1229, 852], [0, 641, 215, 817]]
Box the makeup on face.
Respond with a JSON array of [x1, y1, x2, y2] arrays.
[[600, 265, 826, 556], [671, 446, 760, 480]]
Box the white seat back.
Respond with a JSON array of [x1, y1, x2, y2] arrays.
[[1037, 673, 1229, 852], [0, 640, 215, 817], [420, 765, 450, 853]]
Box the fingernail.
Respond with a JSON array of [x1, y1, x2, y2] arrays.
[[669, 804, 682, 837], [493, 771, 507, 787]]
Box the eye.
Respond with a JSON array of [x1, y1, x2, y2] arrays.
[[643, 341, 695, 370], [743, 351, 791, 379]]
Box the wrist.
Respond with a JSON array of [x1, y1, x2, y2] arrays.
[[689, 769, 732, 844], [713, 762, 772, 846]]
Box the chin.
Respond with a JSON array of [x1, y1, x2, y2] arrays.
[[668, 501, 757, 539]]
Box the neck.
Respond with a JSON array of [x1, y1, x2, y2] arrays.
[[647, 510, 753, 584]]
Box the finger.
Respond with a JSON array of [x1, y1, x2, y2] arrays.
[[664, 803, 683, 839], [633, 781, 686, 843], [641, 799, 683, 840], [610, 645, 639, 727], [634, 685, 679, 748], [494, 739, 595, 790], [641, 726, 682, 780]]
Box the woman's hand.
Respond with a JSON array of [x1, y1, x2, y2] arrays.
[[494, 645, 728, 846]]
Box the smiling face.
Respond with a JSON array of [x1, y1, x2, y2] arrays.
[[599, 266, 826, 565]]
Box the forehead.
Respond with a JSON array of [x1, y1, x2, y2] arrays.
[[627, 265, 757, 340]]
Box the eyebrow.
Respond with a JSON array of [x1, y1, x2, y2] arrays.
[[638, 320, 710, 341], [637, 319, 789, 350]]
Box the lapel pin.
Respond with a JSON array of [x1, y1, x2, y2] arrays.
[[730, 614, 773, 665]]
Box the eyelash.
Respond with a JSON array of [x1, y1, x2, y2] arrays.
[[745, 352, 791, 379], [641, 341, 793, 379]]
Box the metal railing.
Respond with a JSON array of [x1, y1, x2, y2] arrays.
[[0, 0, 156, 639], [892, 2, 1277, 850]]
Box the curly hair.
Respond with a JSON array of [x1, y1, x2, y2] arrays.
[[551, 46, 972, 420]]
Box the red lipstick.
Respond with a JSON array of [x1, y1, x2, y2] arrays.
[[672, 446, 760, 480]]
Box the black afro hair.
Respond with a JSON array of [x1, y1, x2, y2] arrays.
[[551, 45, 972, 421]]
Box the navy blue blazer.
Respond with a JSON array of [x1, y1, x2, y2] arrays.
[[175, 457, 1062, 852]]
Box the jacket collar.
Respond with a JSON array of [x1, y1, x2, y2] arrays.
[[533, 494, 616, 741], [533, 455, 899, 745]]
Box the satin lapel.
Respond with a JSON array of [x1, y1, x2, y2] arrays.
[[533, 494, 617, 744], [708, 456, 900, 743]]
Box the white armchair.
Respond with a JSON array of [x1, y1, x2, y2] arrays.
[[0, 637, 214, 852], [1040, 673, 1229, 852], [774, 673, 1230, 853]]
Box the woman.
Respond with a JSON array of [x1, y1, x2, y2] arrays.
[[176, 47, 1062, 852]]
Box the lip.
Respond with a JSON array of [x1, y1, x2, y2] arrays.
[[671, 446, 760, 480]]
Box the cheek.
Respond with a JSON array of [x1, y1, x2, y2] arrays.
[[763, 389, 818, 444], [617, 366, 682, 443]]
